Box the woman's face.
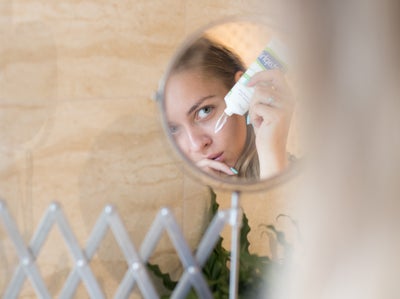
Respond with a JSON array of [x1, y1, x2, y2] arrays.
[[164, 69, 247, 176]]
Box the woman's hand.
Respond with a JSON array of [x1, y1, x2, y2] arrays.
[[196, 159, 237, 177], [247, 70, 294, 179]]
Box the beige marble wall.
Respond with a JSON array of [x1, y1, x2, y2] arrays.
[[0, 0, 296, 297]]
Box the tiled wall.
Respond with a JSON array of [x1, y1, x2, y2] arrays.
[[0, 1, 295, 297]]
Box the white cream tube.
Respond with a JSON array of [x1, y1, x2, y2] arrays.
[[214, 38, 288, 133]]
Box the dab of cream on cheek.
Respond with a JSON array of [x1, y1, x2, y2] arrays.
[[214, 37, 289, 133]]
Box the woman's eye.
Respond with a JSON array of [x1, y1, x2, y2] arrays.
[[196, 106, 214, 120]]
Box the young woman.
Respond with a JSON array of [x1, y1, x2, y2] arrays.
[[164, 37, 294, 180]]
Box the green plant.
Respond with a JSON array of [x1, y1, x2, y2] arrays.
[[147, 189, 287, 298]]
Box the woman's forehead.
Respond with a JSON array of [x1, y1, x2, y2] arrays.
[[166, 70, 225, 100]]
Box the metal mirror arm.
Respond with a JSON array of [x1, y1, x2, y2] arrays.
[[229, 191, 242, 299]]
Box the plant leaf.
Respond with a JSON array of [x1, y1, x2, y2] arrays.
[[146, 262, 178, 291]]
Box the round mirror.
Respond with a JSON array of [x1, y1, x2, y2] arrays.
[[157, 18, 301, 191]]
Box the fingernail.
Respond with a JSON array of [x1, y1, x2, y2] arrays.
[[246, 114, 251, 125], [230, 167, 238, 175]]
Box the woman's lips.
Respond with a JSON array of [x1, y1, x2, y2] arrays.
[[208, 152, 224, 161]]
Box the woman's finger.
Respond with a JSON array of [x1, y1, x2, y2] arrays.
[[247, 69, 289, 92], [255, 93, 293, 110], [251, 87, 280, 108], [249, 103, 280, 129], [196, 159, 237, 176], [250, 80, 294, 112]]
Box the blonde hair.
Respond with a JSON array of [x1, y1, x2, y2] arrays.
[[170, 36, 260, 179]]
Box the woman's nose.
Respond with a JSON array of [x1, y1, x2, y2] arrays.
[[186, 128, 212, 152]]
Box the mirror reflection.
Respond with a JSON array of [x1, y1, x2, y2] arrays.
[[161, 21, 299, 185]]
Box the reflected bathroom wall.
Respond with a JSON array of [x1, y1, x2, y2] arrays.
[[0, 0, 296, 298]]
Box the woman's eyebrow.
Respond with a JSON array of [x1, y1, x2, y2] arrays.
[[186, 95, 215, 116]]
